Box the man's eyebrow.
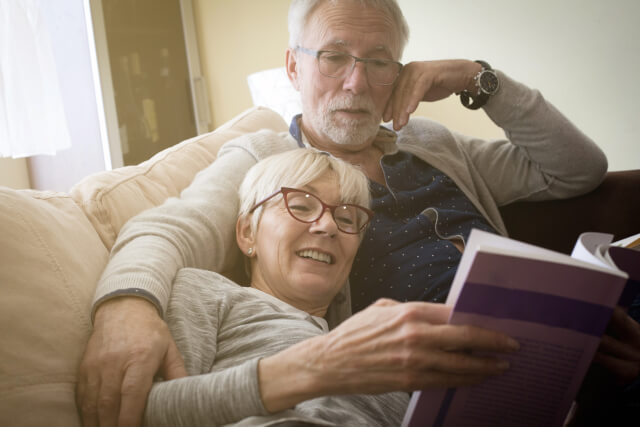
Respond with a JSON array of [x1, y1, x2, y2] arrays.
[[322, 41, 393, 57]]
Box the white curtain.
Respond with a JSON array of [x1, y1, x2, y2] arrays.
[[0, 0, 71, 158]]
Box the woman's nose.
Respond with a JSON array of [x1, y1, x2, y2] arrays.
[[309, 209, 338, 236]]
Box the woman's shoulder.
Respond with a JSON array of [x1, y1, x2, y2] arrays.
[[169, 268, 252, 315]]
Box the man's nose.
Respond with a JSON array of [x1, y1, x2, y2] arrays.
[[342, 60, 369, 93]]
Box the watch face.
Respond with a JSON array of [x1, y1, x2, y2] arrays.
[[479, 71, 499, 95]]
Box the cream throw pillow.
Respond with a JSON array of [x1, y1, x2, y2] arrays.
[[71, 106, 287, 250]]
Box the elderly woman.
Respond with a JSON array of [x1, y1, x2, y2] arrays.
[[143, 149, 410, 426]]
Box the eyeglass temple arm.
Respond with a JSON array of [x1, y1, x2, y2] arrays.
[[248, 189, 283, 213]]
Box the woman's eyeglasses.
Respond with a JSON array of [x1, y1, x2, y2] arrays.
[[248, 187, 373, 234]]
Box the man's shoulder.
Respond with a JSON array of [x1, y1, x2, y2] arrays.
[[395, 116, 456, 148]]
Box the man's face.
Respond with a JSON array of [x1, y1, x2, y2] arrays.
[[288, 2, 401, 152]]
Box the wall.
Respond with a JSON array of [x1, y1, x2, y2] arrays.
[[193, 0, 639, 171], [400, 0, 640, 171], [0, 158, 30, 189], [192, 0, 290, 128], [2, 0, 637, 189]]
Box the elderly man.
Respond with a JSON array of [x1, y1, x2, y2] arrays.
[[77, 0, 639, 426]]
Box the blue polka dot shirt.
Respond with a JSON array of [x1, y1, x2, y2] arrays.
[[289, 117, 496, 312], [349, 151, 496, 312]]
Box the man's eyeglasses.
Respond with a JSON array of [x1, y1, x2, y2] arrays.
[[296, 46, 403, 86], [248, 187, 374, 234]]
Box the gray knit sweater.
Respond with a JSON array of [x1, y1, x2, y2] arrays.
[[143, 268, 408, 426]]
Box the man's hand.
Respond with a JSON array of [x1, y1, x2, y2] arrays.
[[383, 59, 482, 131], [594, 306, 640, 385], [570, 307, 640, 425], [257, 298, 519, 412], [76, 297, 187, 427]]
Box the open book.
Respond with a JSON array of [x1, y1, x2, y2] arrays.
[[402, 229, 640, 427]]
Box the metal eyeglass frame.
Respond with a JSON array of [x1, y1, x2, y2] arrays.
[[295, 46, 403, 86]]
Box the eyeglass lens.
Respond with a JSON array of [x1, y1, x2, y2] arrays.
[[284, 191, 368, 233], [317, 51, 400, 85]]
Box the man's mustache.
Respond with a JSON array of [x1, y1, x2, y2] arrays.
[[327, 96, 376, 115]]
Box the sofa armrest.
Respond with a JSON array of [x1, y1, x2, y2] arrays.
[[499, 170, 640, 254]]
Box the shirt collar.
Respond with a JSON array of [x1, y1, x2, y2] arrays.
[[288, 114, 400, 155]]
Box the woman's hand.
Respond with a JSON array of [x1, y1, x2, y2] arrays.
[[76, 297, 187, 427], [258, 298, 519, 412]]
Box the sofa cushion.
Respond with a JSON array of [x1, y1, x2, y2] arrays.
[[0, 188, 109, 427], [70, 106, 287, 250]]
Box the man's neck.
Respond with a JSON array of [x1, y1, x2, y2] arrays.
[[301, 126, 386, 185]]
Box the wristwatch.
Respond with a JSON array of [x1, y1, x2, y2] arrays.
[[459, 60, 499, 110]]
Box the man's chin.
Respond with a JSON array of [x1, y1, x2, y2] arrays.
[[326, 121, 379, 147]]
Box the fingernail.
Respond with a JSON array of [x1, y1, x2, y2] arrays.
[[507, 338, 520, 351], [498, 360, 510, 370]]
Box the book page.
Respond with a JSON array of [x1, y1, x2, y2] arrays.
[[570, 232, 614, 269], [612, 231, 640, 249]]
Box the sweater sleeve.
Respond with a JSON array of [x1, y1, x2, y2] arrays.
[[143, 271, 269, 426], [144, 359, 267, 427], [457, 71, 608, 205], [92, 130, 296, 319]]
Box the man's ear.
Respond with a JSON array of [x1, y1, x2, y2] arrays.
[[236, 215, 256, 256], [285, 48, 301, 91]]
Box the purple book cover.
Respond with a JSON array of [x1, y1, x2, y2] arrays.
[[403, 245, 627, 427]]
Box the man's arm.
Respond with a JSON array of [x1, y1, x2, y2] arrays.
[[594, 307, 640, 385], [77, 130, 296, 427], [76, 298, 187, 427], [384, 59, 607, 205]]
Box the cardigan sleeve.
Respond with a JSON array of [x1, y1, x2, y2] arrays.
[[457, 71, 608, 205], [92, 130, 295, 319]]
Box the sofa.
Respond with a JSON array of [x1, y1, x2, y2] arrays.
[[1, 106, 639, 427]]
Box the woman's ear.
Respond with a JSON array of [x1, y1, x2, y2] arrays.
[[236, 215, 256, 256], [285, 48, 301, 91]]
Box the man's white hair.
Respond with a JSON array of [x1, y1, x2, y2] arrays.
[[238, 148, 371, 234], [288, 0, 410, 59]]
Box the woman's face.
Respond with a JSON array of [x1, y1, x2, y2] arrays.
[[243, 173, 362, 316]]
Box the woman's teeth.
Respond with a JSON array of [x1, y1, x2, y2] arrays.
[[297, 249, 332, 264]]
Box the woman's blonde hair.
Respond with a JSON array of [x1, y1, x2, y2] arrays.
[[238, 148, 370, 234]]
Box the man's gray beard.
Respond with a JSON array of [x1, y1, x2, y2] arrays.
[[321, 113, 380, 146], [308, 96, 381, 147]]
